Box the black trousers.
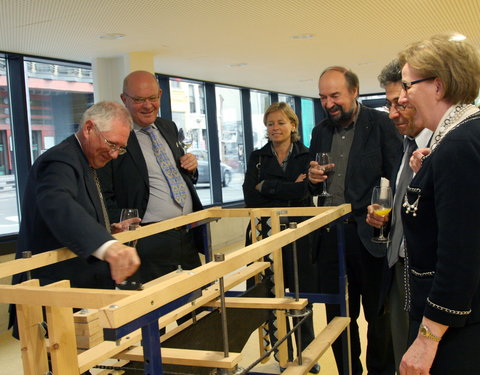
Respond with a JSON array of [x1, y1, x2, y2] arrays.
[[316, 222, 394, 375], [129, 227, 202, 284]]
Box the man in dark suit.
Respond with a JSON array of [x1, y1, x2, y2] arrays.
[[366, 59, 432, 372], [98, 71, 203, 284], [13, 101, 140, 290], [308, 66, 402, 375]]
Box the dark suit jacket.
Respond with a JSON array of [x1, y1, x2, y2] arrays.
[[15, 135, 115, 289], [98, 117, 205, 252], [309, 104, 402, 257]]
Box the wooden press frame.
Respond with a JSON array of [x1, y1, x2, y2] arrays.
[[0, 204, 351, 375]]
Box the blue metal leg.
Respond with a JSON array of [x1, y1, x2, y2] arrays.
[[336, 220, 352, 375], [142, 319, 163, 375]]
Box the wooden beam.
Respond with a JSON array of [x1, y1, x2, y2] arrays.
[[116, 346, 242, 368], [16, 279, 49, 375], [204, 297, 308, 310], [0, 285, 135, 308], [282, 316, 351, 375], [44, 280, 80, 375]]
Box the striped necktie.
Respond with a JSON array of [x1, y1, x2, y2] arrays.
[[91, 167, 111, 233], [142, 125, 187, 207]]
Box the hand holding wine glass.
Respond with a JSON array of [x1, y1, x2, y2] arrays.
[[179, 128, 193, 154], [370, 186, 393, 243], [315, 152, 335, 197], [120, 208, 140, 248]]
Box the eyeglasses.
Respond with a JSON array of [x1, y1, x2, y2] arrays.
[[123, 92, 160, 104], [401, 77, 436, 91], [94, 124, 127, 155], [385, 101, 407, 112]]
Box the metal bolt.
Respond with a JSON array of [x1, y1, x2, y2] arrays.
[[109, 305, 119, 309]]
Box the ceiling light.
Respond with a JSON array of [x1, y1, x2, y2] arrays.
[[291, 34, 314, 40], [449, 33, 466, 41], [98, 33, 126, 40], [229, 63, 248, 68]]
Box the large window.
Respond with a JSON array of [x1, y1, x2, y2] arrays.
[[215, 86, 245, 203], [250, 90, 270, 150], [24, 60, 93, 159], [278, 94, 295, 110], [169, 78, 211, 205], [0, 57, 18, 236], [301, 98, 315, 148]]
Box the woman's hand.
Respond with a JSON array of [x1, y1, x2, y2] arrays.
[[295, 173, 307, 183], [410, 148, 431, 174]]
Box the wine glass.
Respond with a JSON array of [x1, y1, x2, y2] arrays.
[[120, 208, 139, 248], [315, 152, 334, 198], [179, 128, 193, 153], [370, 186, 393, 243]]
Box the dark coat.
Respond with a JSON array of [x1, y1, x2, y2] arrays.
[[309, 104, 403, 257], [243, 141, 318, 292], [15, 135, 115, 288], [403, 112, 480, 328]]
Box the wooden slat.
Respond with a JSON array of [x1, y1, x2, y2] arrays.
[[98, 205, 351, 329], [204, 297, 308, 310], [282, 317, 351, 375], [116, 346, 242, 368], [0, 285, 135, 308], [16, 279, 49, 375], [44, 280, 80, 375]]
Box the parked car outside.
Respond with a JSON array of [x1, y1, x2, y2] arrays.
[[190, 149, 232, 187]]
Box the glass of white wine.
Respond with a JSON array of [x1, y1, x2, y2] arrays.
[[371, 186, 393, 243], [315, 152, 334, 198], [179, 129, 193, 153], [120, 208, 139, 247]]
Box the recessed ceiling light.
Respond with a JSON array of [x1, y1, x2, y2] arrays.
[[98, 33, 126, 40], [449, 33, 466, 41], [357, 61, 375, 66], [291, 34, 314, 40], [229, 63, 248, 68]]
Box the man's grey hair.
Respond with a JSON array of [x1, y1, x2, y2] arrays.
[[81, 101, 133, 131], [378, 59, 402, 89]]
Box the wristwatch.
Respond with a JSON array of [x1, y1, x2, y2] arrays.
[[418, 323, 442, 342]]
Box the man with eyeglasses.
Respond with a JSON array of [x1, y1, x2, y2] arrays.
[[98, 70, 203, 285], [365, 59, 432, 373], [11, 102, 140, 336], [308, 66, 402, 375]]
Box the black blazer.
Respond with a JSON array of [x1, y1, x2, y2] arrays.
[[309, 104, 403, 257], [98, 117, 205, 251], [15, 135, 115, 289], [243, 141, 312, 208]]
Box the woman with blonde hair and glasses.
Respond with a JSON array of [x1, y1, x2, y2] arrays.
[[397, 33, 480, 374]]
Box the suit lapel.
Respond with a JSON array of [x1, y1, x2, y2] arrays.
[[346, 105, 373, 181], [68, 136, 105, 225], [126, 131, 150, 187]]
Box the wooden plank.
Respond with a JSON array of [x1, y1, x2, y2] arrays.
[[44, 280, 80, 375], [204, 297, 308, 310], [98, 205, 351, 329], [0, 249, 76, 279], [282, 317, 351, 375], [116, 346, 242, 368], [0, 285, 135, 307], [77, 262, 270, 374], [16, 279, 49, 375]]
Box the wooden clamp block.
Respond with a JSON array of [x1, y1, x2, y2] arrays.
[[74, 309, 103, 350]]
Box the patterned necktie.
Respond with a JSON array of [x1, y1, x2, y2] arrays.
[[388, 138, 417, 267], [91, 167, 111, 233], [142, 125, 187, 207]]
